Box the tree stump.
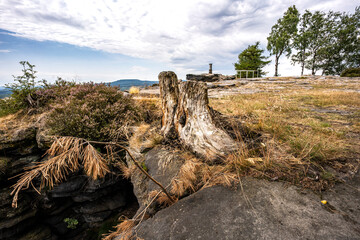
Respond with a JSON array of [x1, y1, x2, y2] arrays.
[[159, 71, 179, 140], [159, 71, 238, 161]]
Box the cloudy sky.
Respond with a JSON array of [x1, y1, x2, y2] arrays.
[[0, 0, 358, 85]]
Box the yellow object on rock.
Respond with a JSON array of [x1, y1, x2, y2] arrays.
[[321, 200, 327, 205]]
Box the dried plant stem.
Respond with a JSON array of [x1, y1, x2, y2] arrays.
[[88, 140, 175, 204]]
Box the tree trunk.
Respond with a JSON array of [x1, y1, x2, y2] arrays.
[[311, 52, 317, 75], [274, 56, 279, 77], [301, 61, 305, 76], [159, 71, 238, 162]]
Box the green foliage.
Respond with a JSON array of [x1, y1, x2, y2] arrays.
[[141, 162, 148, 172], [5, 61, 39, 110], [64, 218, 79, 229], [303, 10, 331, 75], [291, 10, 312, 75], [0, 98, 18, 117], [340, 68, 360, 77], [234, 42, 270, 77], [46, 83, 144, 142], [0, 62, 76, 117], [267, 5, 300, 76], [290, 6, 359, 76], [317, 7, 360, 75]]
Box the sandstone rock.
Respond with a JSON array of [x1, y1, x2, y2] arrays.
[[186, 73, 222, 82], [74, 192, 127, 215], [17, 225, 52, 240], [0, 188, 38, 240], [35, 113, 55, 150], [0, 157, 10, 182], [127, 146, 184, 214], [8, 155, 41, 177], [135, 176, 360, 240], [186, 74, 236, 82], [0, 126, 37, 155]]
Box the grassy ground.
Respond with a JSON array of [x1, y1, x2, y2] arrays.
[[209, 77, 360, 191]]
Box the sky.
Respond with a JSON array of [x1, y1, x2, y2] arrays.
[[0, 0, 358, 85]]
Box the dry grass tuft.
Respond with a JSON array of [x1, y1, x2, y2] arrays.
[[103, 218, 136, 240], [170, 159, 202, 196], [11, 136, 110, 208], [83, 144, 110, 180], [156, 191, 177, 207], [129, 86, 140, 95], [116, 162, 135, 179]]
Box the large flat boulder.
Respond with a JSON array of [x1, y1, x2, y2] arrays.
[[134, 175, 360, 240]]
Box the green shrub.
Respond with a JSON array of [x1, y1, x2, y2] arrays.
[[46, 83, 143, 142], [0, 98, 18, 117], [5, 61, 40, 111], [340, 67, 360, 77]]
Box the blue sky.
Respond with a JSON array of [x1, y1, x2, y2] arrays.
[[0, 0, 358, 86]]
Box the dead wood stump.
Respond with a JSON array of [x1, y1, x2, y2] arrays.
[[158, 71, 237, 161], [159, 71, 179, 140]]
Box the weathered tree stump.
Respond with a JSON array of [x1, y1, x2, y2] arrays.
[[159, 71, 237, 161], [159, 71, 179, 140]]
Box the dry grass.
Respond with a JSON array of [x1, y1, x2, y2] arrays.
[[103, 218, 136, 240], [209, 83, 360, 190], [116, 162, 135, 179], [11, 137, 110, 208], [129, 87, 140, 95]]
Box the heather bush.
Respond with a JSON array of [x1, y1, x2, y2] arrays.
[[0, 62, 76, 116], [46, 83, 143, 142], [33, 77, 76, 108]]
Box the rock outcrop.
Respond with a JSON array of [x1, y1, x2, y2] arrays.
[[134, 175, 360, 240], [186, 74, 236, 82], [0, 117, 138, 240]]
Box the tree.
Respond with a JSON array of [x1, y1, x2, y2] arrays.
[[291, 10, 312, 76], [234, 42, 271, 77], [303, 10, 328, 75], [317, 7, 360, 75], [5, 61, 39, 109], [267, 5, 299, 76]]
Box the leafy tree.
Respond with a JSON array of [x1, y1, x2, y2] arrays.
[[291, 10, 312, 76], [303, 10, 331, 75], [317, 7, 360, 75], [267, 5, 299, 76], [234, 42, 271, 77]]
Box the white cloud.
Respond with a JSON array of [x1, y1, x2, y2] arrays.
[[0, 0, 358, 77], [0, 49, 11, 53]]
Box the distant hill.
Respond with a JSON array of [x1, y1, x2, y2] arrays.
[[0, 87, 11, 99], [110, 79, 158, 91]]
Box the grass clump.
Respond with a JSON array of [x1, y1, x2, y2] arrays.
[[129, 86, 140, 94]]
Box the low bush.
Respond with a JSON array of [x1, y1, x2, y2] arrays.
[[340, 67, 360, 77], [46, 83, 144, 142]]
